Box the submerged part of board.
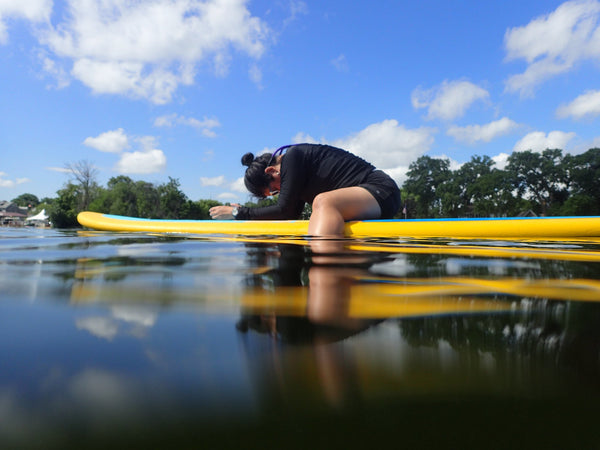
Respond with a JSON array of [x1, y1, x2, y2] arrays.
[[77, 211, 600, 239]]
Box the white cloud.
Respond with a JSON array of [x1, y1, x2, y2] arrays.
[[83, 128, 130, 153], [0, 0, 51, 44], [115, 136, 166, 174], [46, 166, 71, 173], [0, 176, 14, 188], [331, 120, 436, 171], [283, 0, 308, 28], [0, 172, 29, 188], [154, 114, 220, 137], [217, 192, 238, 200], [331, 54, 348, 72], [115, 149, 166, 174], [447, 117, 520, 144], [37, 0, 270, 103], [248, 63, 263, 88], [153, 114, 178, 128], [513, 130, 576, 152], [202, 149, 215, 162], [71, 59, 181, 104], [412, 80, 490, 121], [38, 51, 70, 89], [200, 175, 225, 186], [504, 0, 600, 97], [492, 152, 510, 170], [574, 135, 600, 153], [292, 120, 436, 185], [292, 132, 318, 144], [231, 177, 246, 192], [590, 136, 600, 147], [556, 89, 600, 119], [83, 129, 167, 174]]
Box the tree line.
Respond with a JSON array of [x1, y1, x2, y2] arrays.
[[403, 147, 600, 218], [10, 147, 600, 227], [11, 160, 274, 228]]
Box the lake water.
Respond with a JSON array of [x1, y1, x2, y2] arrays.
[[2, 227, 600, 449]]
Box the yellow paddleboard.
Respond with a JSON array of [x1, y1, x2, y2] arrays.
[[77, 211, 600, 239]]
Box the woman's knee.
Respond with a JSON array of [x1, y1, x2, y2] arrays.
[[311, 192, 334, 213]]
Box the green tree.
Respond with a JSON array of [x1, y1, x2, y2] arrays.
[[506, 149, 568, 216], [49, 183, 80, 228], [109, 176, 139, 216], [451, 156, 526, 217], [34, 197, 55, 216], [562, 148, 600, 215], [477, 169, 529, 217], [11, 193, 39, 209], [89, 176, 164, 218], [134, 180, 161, 217], [402, 156, 451, 218], [183, 199, 222, 219], [158, 177, 188, 219], [456, 155, 495, 216], [66, 160, 99, 211]]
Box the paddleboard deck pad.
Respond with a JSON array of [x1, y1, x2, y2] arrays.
[[77, 211, 600, 239]]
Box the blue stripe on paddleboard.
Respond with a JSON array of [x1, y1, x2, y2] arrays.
[[101, 214, 308, 223], [360, 216, 600, 223], [102, 213, 600, 223]]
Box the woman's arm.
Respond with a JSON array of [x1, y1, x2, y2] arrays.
[[209, 204, 239, 220]]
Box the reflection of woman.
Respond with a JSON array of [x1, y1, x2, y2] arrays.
[[237, 244, 382, 343], [237, 258, 382, 409], [209, 144, 401, 237]]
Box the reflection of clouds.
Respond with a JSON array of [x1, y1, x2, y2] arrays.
[[116, 244, 160, 257], [112, 305, 158, 338], [0, 355, 253, 447], [0, 390, 29, 442], [371, 255, 413, 277], [445, 258, 539, 276], [76, 306, 158, 340], [0, 369, 143, 445], [76, 317, 119, 340], [68, 369, 139, 416], [111, 305, 157, 327]]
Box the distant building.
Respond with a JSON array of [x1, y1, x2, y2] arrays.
[[0, 201, 28, 226], [517, 210, 538, 217], [25, 209, 50, 228]]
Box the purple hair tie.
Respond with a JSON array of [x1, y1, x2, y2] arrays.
[[267, 144, 293, 167]]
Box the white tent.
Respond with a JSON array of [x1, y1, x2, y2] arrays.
[[26, 209, 49, 222]]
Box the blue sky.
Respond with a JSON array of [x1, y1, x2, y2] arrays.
[[2, 0, 600, 204]]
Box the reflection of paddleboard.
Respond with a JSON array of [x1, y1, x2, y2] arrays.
[[77, 211, 600, 239], [70, 271, 600, 313]]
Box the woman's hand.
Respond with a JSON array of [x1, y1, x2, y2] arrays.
[[209, 204, 240, 220]]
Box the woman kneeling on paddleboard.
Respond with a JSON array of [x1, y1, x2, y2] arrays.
[[209, 144, 401, 237]]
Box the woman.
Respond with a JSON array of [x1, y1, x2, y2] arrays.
[[209, 143, 400, 237]]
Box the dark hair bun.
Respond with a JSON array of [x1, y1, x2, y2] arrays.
[[241, 153, 255, 167]]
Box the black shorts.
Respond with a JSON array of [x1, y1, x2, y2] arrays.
[[359, 170, 401, 219]]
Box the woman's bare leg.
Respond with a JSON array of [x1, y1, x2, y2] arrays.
[[308, 186, 381, 237]]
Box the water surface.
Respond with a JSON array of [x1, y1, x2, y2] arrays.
[[2, 227, 600, 448]]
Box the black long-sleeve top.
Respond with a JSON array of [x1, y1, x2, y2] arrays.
[[235, 144, 375, 220]]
